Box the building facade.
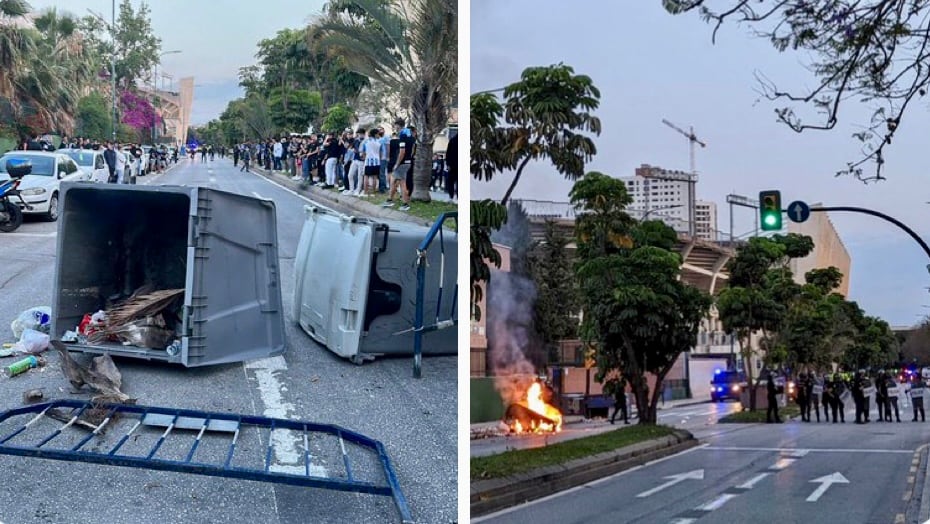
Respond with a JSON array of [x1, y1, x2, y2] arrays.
[[614, 164, 725, 240], [694, 200, 718, 241], [787, 205, 851, 297]]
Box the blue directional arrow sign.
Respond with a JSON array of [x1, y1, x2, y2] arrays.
[[787, 200, 811, 223]]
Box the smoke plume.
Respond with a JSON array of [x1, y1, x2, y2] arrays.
[[487, 270, 540, 405]]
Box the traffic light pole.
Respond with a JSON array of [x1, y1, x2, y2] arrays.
[[808, 206, 930, 261]]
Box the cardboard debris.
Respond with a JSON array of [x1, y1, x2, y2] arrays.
[[106, 289, 184, 327], [52, 340, 133, 403]]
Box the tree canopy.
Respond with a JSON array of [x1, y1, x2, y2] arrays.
[[574, 172, 712, 424], [665, 0, 930, 181], [471, 63, 602, 320]]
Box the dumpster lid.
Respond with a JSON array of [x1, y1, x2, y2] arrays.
[[185, 188, 286, 366]]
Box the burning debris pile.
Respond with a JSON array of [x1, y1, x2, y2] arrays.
[[504, 382, 563, 434]]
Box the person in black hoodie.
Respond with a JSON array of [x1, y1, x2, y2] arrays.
[[103, 142, 117, 183]]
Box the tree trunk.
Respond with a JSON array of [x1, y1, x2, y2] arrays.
[[410, 131, 433, 202], [740, 333, 757, 411]]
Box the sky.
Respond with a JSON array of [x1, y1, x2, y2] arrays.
[[28, 0, 328, 125], [471, 0, 930, 328]]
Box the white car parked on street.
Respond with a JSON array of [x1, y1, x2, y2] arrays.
[[63, 149, 109, 183], [0, 151, 90, 221]]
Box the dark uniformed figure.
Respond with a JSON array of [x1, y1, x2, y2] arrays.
[[797, 372, 811, 422], [913, 376, 926, 422], [875, 371, 886, 422], [852, 372, 870, 424], [766, 373, 782, 423], [808, 373, 821, 422], [860, 373, 872, 423], [884, 374, 901, 422], [610, 380, 629, 425], [830, 374, 846, 423], [820, 373, 832, 423]]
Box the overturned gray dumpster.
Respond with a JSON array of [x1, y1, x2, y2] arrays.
[[51, 182, 286, 367], [293, 206, 457, 365]]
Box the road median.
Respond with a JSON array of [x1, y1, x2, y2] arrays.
[[470, 427, 697, 518]]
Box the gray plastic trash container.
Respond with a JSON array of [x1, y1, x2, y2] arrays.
[[51, 182, 286, 367], [293, 206, 457, 364]]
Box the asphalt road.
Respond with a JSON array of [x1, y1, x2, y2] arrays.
[[0, 157, 456, 524], [474, 402, 930, 524]]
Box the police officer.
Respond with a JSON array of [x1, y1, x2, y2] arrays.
[[861, 372, 872, 423], [885, 373, 901, 422], [831, 373, 846, 423], [852, 371, 865, 424], [820, 373, 831, 423], [875, 371, 886, 422], [766, 373, 782, 423], [809, 373, 821, 422], [797, 372, 811, 422], [913, 376, 926, 422]]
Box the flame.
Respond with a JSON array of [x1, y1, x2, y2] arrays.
[[510, 382, 563, 434]]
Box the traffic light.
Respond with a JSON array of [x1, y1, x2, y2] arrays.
[[759, 190, 782, 231]]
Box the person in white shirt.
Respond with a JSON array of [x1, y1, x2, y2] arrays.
[[361, 128, 382, 197], [115, 147, 127, 184], [273, 140, 284, 171]]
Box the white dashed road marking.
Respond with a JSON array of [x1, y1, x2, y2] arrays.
[[243, 356, 327, 477]]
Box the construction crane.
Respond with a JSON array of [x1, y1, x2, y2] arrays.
[[662, 118, 706, 174]]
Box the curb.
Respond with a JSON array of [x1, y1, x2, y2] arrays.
[[250, 166, 439, 228], [470, 429, 697, 518]]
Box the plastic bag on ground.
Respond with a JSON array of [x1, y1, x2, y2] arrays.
[[17, 329, 50, 354], [11, 306, 51, 339]]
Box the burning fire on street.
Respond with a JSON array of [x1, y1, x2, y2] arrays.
[[504, 382, 563, 434]]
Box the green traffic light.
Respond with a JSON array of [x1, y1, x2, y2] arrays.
[[764, 214, 778, 227]]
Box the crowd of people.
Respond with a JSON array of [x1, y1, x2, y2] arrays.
[[766, 369, 928, 424], [231, 118, 458, 208]]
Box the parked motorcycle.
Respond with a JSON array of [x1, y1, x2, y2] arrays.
[[0, 159, 32, 233]]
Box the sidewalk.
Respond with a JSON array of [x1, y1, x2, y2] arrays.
[[250, 164, 455, 226]]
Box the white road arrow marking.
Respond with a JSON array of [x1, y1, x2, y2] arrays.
[[737, 472, 769, 489], [806, 472, 849, 502], [636, 469, 704, 498]]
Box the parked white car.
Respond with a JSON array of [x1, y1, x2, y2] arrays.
[[0, 151, 90, 221], [63, 149, 109, 183]]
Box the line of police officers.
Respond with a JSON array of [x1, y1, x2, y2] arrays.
[[789, 371, 927, 424]]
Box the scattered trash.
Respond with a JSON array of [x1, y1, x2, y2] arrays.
[[11, 306, 51, 339], [17, 328, 50, 354], [22, 388, 44, 404], [166, 339, 181, 356], [52, 340, 133, 403], [5, 355, 38, 377], [76, 288, 184, 351]]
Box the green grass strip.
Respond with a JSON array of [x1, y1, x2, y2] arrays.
[[471, 424, 677, 480]]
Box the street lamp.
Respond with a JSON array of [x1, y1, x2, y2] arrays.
[[152, 50, 182, 143]]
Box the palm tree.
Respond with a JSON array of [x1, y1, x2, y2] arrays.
[[318, 0, 457, 202], [0, 0, 34, 117], [15, 7, 95, 135]]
